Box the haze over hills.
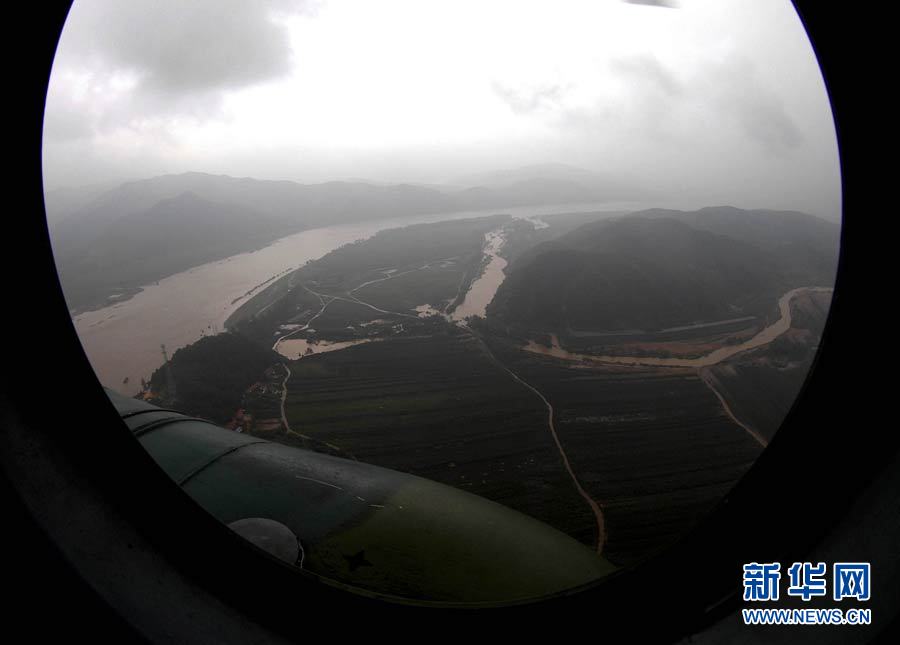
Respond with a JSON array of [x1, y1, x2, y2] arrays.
[[634, 206, 839, 253], [50, 172, 457, 245], [48, 166, 649, 312], [489, 207, 840, 333], [54, 192, 294, 311], [449, 163, 652, 210], [454, 163, 647, 194], [43, 180, 123, 228]]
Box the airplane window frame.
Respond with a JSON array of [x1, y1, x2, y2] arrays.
[[4, 1, 893, 641]]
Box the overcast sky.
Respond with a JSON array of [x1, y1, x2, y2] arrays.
[[42, 0, 841, 220]]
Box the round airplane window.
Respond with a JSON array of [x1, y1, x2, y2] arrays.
[[43, 0, 840, 604]]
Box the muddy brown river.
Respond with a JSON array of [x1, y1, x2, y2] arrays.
[[523, 287, 833, 367], [70, 201, 632, 395]]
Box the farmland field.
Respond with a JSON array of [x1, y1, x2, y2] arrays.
[[483, 333, 763, 563], [284, 331, 597, 540]]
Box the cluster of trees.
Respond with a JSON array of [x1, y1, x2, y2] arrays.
[[148, 332, 279, 424]]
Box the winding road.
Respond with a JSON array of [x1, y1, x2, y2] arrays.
[[279, 363, 292, 433], [475, 334, 607, 554], [271, 284, 337, 352], [698, 368, 768, 448]]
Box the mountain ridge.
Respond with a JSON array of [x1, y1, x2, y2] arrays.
[[49, 167, 650, 312], [488, 207, 839, 333]]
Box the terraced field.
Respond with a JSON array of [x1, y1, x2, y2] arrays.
[[483, 334, 763, 564], [284, 331, 597, 539]]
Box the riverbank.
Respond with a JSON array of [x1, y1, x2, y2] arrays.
[[522, 287, 833, 368], [74, 202, 625, 395]]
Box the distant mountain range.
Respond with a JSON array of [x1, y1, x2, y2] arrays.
[[43, 180, 122, 227], [455, 162, 641, 191], [54, 192, 294, 311], [488, 207, 840, 333], [450, 163, 652, 209], [48, 166, 647, 312]]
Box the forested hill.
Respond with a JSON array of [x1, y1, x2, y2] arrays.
[[488, 207, 839, 333], [147, 332, 279, 424]]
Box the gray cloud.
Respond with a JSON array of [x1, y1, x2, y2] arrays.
[[491, 81, 568, 115], [42, 101, 93, 142], [610, 55, 683, 97], [622, 0, 679, 8], [702, 56, 805, 155], [732, 96, 804, 154], [52, 0, 313, 129], [548, 55, 685, 146], [563, 54, 803, 156]]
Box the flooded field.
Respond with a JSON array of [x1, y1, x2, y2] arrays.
[[275, 337, 376, 360], [450, 228, 508, 322]]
